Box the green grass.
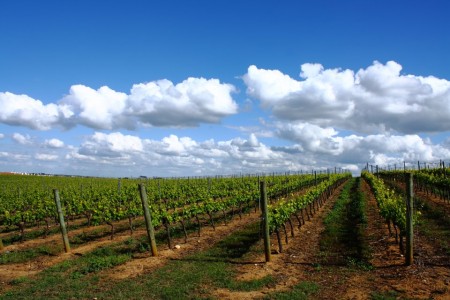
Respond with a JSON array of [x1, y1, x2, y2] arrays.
[[73, 248, 131, 277], [415, 198, 450, 255], [1, 206, 254, 271], [1, 241, 134, 299], [264, 281, 319, 300], [0, 244, 62, 264], [1, 222, 277, 300], [385, 179, 450, 256], [320, 177, 371, 268]]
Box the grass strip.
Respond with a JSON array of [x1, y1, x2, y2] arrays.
[[1, 222, 276, 299], [414, 198, 450, 256], [383, 179, 450, 256], [263, 281, 319, 300], [0, 244, 62, 264], [320, 177, 370, 268]]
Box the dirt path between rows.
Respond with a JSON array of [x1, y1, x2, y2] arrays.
[[336, 179, 449, 299], [213, 179, 450, 300], [0, 215, 143, 291], [3, 178, 449, 299], [0, 209, 261, 293], [0, 216, 140, 254], [103, 212, 262, 280], [0, 226, 144, 293], [211, 180, 349, 299]]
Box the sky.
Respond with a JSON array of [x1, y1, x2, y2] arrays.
[[1, 0, 450, 177]]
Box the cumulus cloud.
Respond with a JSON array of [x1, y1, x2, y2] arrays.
[[158, 135, 198, 155], [2, 60, 449, 176], [59, 85, 129, 130], [44, 138, 65, 148], [274, 120, 450, 167], [1, 129, 449, 176], [276, 122, 343, 155], [68, 132, 286, 176], [69, 131, 449, 176], [0, 151, 30, 161], [79, 132, 144, 157], [0, 77, 238, 131], [243, 61, 450, 134], [35, 153, 58, 161], [12, 133, 32, 145], [128, 78, 238, 127], [0, 92, 69, 130]]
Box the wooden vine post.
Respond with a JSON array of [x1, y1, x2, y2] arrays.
[[53, 189, 71, 253], [260, 181, 271, 262], [405, 173, 414, 266], [0, 238, 3, 250], [138, 184, 158, 256]]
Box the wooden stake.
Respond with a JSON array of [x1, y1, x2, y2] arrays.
[[138, 184, 158, 256], [260, 181, 271, 262], [53, 189, 70, 253], [405, 173, 414, 265]]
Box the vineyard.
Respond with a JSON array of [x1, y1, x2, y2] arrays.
[[0, 166, 449, 299]]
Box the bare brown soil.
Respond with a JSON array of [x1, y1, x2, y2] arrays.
[[0, 215, 139, 251], [212, 179, 450, 300], [0, 216, 144, 290], [0, 226, 144, 292], [2, 179, 450, 299], [105, 212, 261, 280], [0, 209, 261, 293], [0, 186, 312, 284], [211, 181, 348, 299]]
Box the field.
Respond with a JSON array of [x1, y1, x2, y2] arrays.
[[1, 170, 449, 299]]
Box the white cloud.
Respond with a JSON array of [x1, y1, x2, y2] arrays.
[[244, 65, 301, 105], [79, 132, 144, 157], [0, 151, 30, 161], [1, 129, 449, 176], [0, 92, 65, 130], [59, 85, 129, 130], [159, 135, 197, 155], [244, 61, 450, 134], [44, 138, 65, 148], [2, 60, 450, 177], [276, 122, 343, 155], [66, 132, 286, 176], [35, 153, 58, 161], [12, 133, 32, 145], [128, 77, 238, 127], [0, 77, 238, 131], [273, 120, 450, 168]]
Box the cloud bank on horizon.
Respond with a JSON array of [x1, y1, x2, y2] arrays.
[[1, 60, 450, 176], [0, 77, 237, 130], [244, 61, 450, 134]]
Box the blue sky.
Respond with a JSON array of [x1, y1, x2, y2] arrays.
[[1, 0, 450, 177]]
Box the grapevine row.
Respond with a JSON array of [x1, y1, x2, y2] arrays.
[[267, 173, 351, 252], [0, 173, 330, 245], [361, 171, 417, 248], [377, 170, 450, 204]]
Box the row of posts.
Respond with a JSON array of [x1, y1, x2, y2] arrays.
[[259, 174, 414, 265], [52, 184, 158, 256], [367, 160, 447, 176], [23, 176, 413, 266]]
